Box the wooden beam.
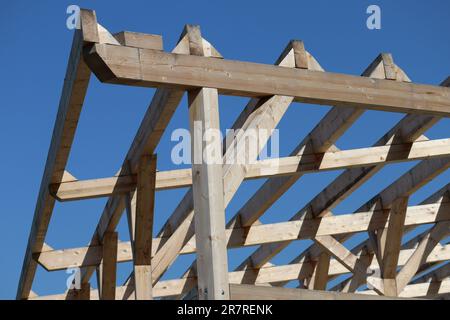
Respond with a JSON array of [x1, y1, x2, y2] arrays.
[[314, 235, 383, 293], [329, 185, 450, 292], [396, 220, 450, 293], [361, 280, 450, 298], [411, 262, 450, 284], [132, 155, 157, 300], [77, 27, 194, 287], [377, 197, 408, 296], [32, 243, 450, 300], [306, 252, 330, 290], [36, 201, 449, 270], [229, 284, 410, 300], [189, 85, 229, 299], [113, 31, 163, 50], [84, 43, 450, 116], [34, 277, 450, 300], [231, 54, 407, 274], [50, 137, 450, 201], [146, 39, 302, 292], [240, 77, 448, 278], [79, 9, 99, 43], [16, 29, 92, 299], [186, 23, 229, 301], [99, 232, 118, 300], [75, 283, 91, 300], [285, 157, 450, 268]]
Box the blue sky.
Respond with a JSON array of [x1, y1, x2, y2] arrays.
[[0, 0, 449, 299]]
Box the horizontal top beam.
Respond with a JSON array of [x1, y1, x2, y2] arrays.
[[85, 43, 450, 117]]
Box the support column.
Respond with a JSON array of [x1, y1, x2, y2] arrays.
[[306, 252, 330, 290], [74, 282, 91, 300], [126, 155, 157, 300], [100, 231, 118, 300], [188, 86, 229, 300], [185, 24, 229, 300]]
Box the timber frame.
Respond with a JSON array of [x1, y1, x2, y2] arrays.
[[18, 9, 450, 300]]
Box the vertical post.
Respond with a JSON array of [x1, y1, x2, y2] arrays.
[[307, 252, 330, 290], [189, 86, 229, 300], [100, 231, 118, 300], [369, 197, 408, 296], [128, 155, 157, 300], [73, 282, 91, 300], [185, 24, 229, 301]]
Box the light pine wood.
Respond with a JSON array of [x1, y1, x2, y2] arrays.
[[282, 79, 449, 277], [306, 252, 330, 290], [186, 25, 229, 300], [132, 155, 157, 300], [147, 39, 301, 293], [36, 201, 449, 271], [19, 10, 450, 301], [33, 278, 449, 300], [33, 242, 450, 299], [229, 284, 409, 300], [328, 185, 450, 292], [113, 31, 163, 50], [50, 137, 450, 201], [232, 54, 405, 274], [271, 157, 450, 283], [77, 26, 193, 287], [85, 42, 450, 117], [239, 77, 448, 278], [396, 220, 450, 293], [100, 232, 118, 300], [361, 280, 450, 298], [16, 29, 92, 299], [378, 197, 408, 296], [80, 9, 99, 43]]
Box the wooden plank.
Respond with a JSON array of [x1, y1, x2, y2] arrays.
[[186, 25, 229, 300], [79, 9, 99, 43], [396, 220, 450, 293], [113, 31, 163, 50], [188, 84, 229, 299], [306, 252, 330, 290], [133, 155, 157, 300], [269, 157, 450, 273], [229, 284, 410, 300], [328, 185, 450, 292], [32, 243, 450, 300], [314, 235, 384, 294], [34, 278, 449, 300], [378, 197, 408, 296], [84, 43, 450, 116], [50, 137, 450, 201], [77, 29, 193, 286], [16, 30, 92, 299], [75, 283, 91, 300], [236, 77, 448, 276], [36, 202, 449, 270], [100, 232, 118, 300], [147, 39, 301, 291], [231, 54, 405, 274], [361, 280, 450, 298], [411, 262, 450, 284]]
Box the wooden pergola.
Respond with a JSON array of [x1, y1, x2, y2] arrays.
[[18, 9, 450, 300]]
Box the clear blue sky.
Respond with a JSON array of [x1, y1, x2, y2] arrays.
[[0, 0, 449, 299]]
